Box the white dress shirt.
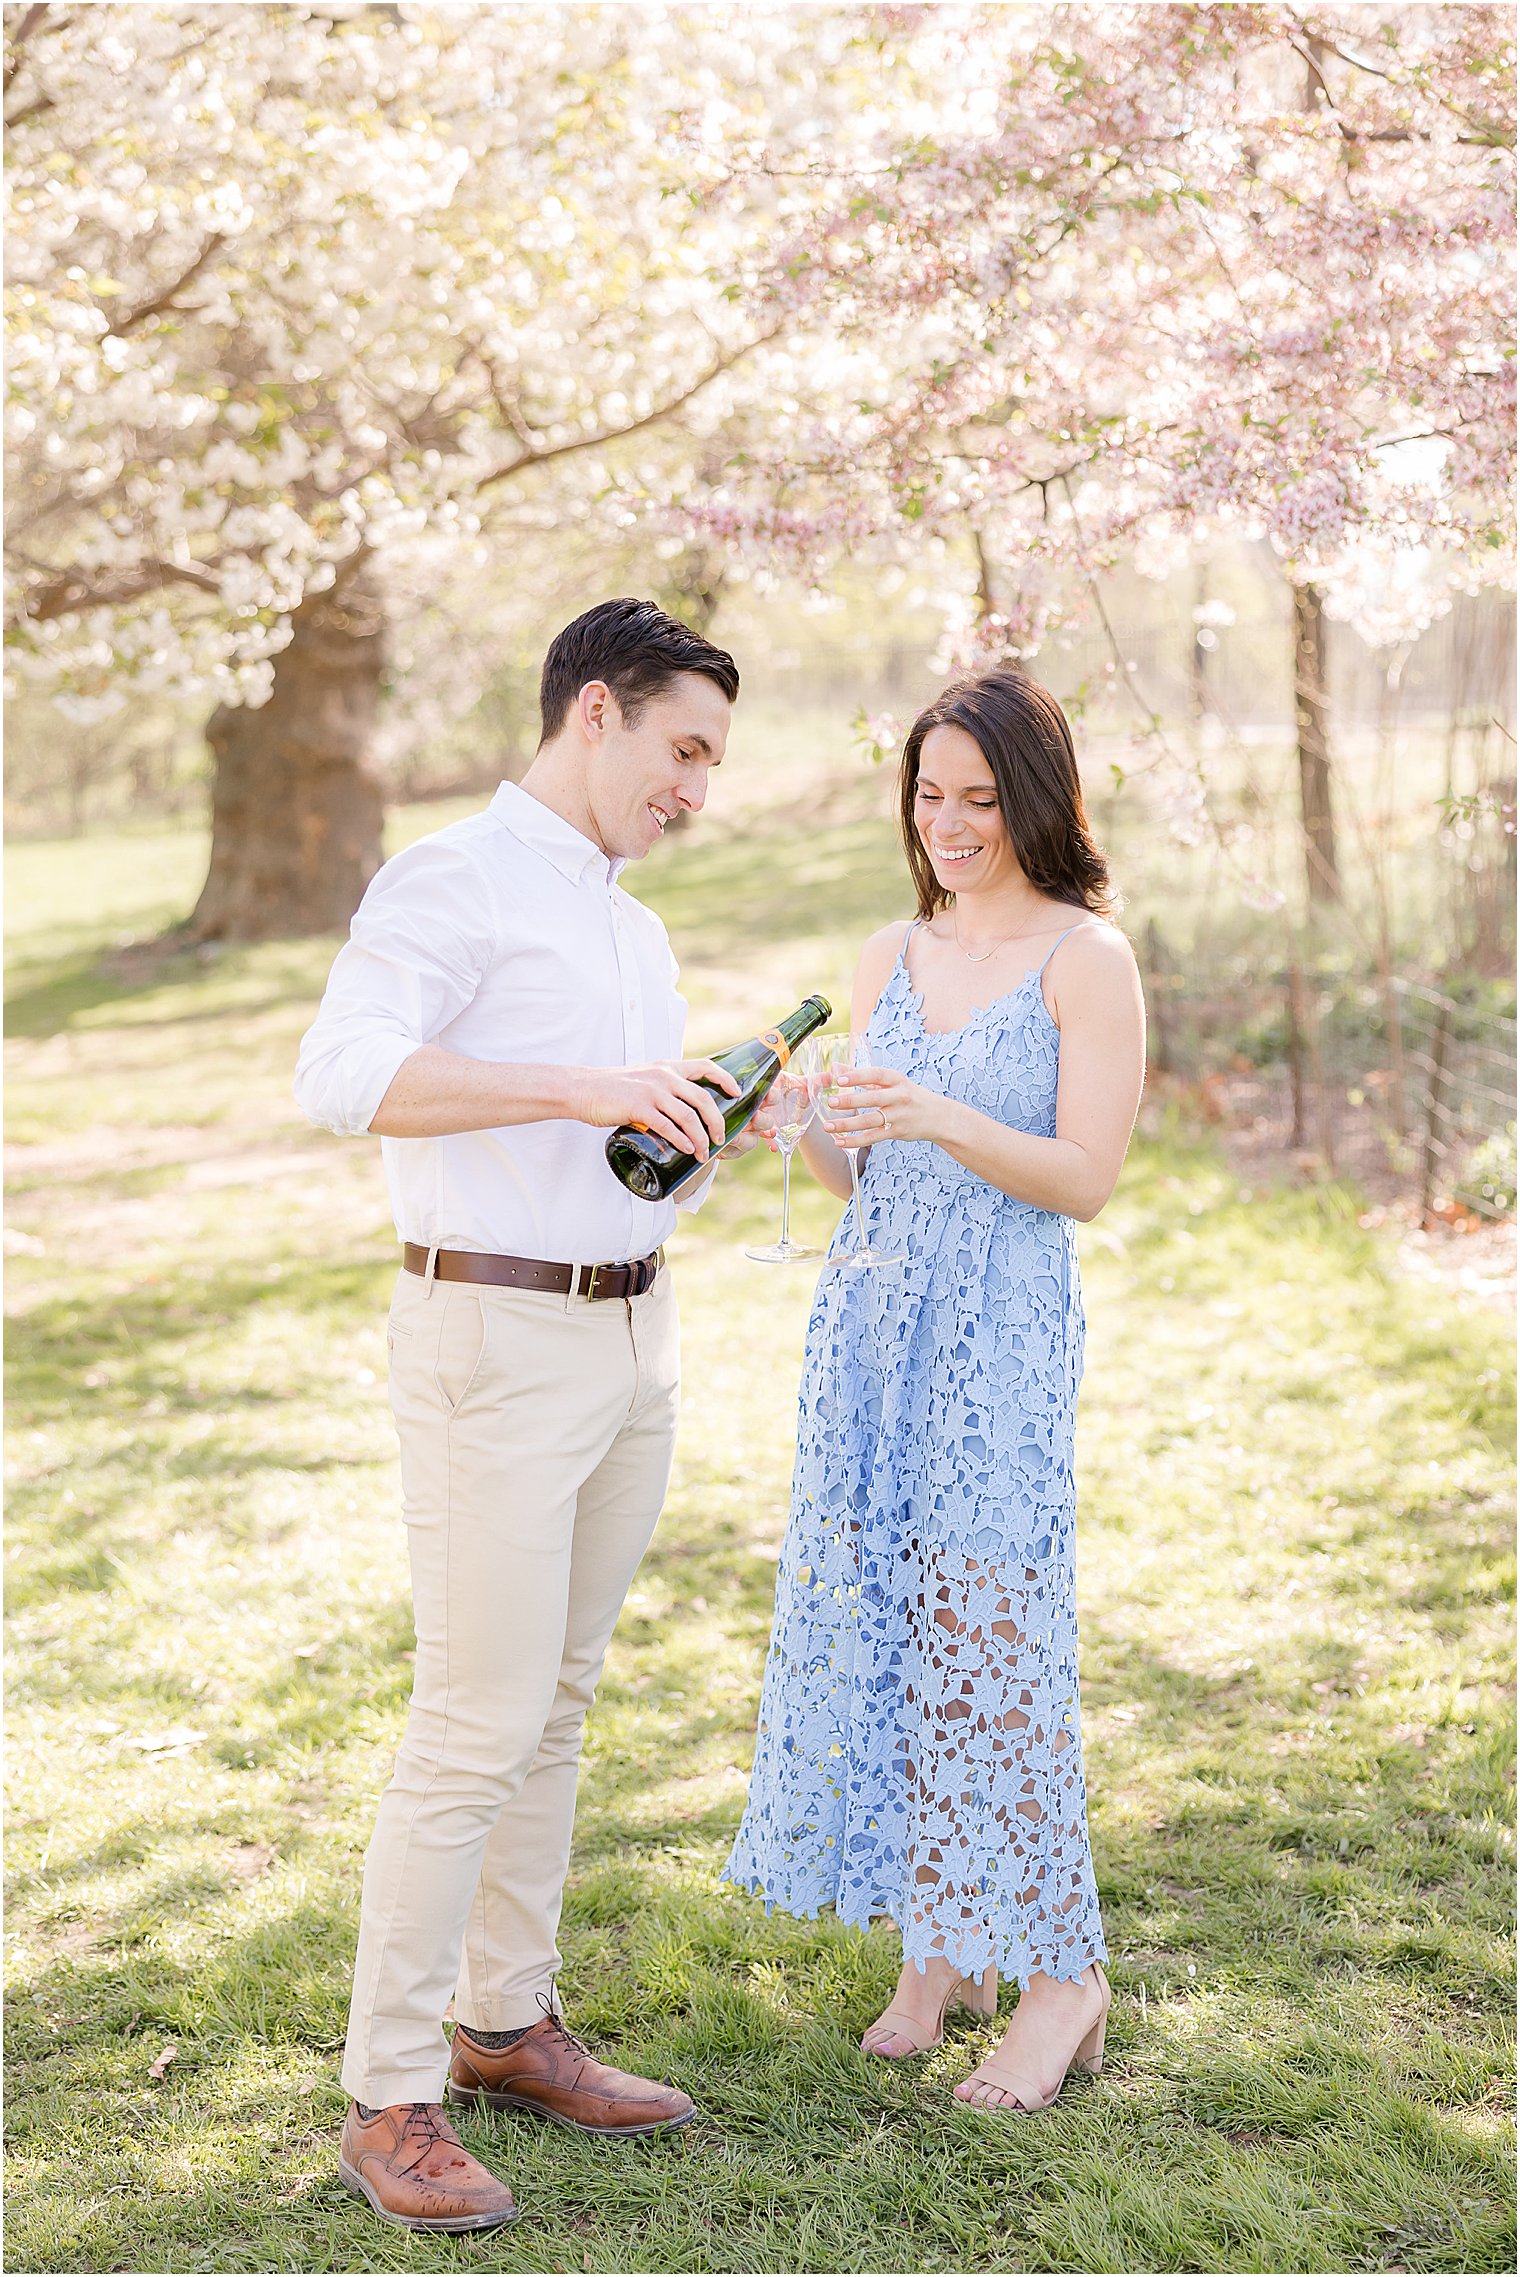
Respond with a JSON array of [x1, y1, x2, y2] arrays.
[[294, 781, 706, 1263]]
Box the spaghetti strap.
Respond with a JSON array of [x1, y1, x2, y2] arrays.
[[1036, 920, 1098, 978], [894, 917, 923, 974]]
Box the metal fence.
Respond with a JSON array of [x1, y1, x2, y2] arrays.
[[1140, 930, 1517, 1223]]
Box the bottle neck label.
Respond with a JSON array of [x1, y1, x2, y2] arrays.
[[757, 1027, 790, 1067]]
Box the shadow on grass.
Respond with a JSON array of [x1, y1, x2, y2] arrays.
[[4, 932, 210, 1040], [6, 1816, 261, 1926], [7, 1895, 355, 2054], [4, 922, 343, 1042], [6, 1623, 1512, 2273], [6, 1256, 396, 1400]]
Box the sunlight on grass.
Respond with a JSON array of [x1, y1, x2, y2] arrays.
[[4, 816, 1514, 2274]]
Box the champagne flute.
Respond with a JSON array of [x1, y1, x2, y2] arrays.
[[744, 1037, 823, 1263], [819, 1033, 902, 1269]]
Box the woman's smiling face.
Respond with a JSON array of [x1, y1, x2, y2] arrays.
[[912, 723, 1014, 892]]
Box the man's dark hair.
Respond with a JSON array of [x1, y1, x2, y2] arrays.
[[538, 598, 740, 744]]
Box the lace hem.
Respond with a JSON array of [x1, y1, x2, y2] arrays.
[[719, 1859, 1107, 1991]]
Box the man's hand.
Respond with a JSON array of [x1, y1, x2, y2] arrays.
[[573, 1059, 741, 1161]]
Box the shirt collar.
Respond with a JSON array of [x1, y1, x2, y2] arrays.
[[489, 780, 625, 886]]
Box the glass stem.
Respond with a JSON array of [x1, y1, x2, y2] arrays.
[[846, 1147, 866, 1253], [779, 1142, 794, 1250]]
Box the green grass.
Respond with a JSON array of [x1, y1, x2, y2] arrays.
[[4, 803, 1514, 2275]]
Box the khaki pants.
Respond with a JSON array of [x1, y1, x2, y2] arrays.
[[341, 1266, 680, 2107]]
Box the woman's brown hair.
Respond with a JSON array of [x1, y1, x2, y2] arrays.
[[898, 670, 1115, 921]]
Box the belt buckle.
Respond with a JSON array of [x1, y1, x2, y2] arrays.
[[584, 1263, 605, 1302]]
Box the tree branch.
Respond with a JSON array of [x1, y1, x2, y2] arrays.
[[108, 234, 227, 336], [4, 87, 52, 125], [459, 338, 538, 452], [4, 3, 51, 93], [1289, 30, 1356, 145], [971, 524, 998, 621], [3, 1, 77, 127], [1288, 10, 1515, 149], [475, 330, 776, 495], [15, 556, 224, 626]]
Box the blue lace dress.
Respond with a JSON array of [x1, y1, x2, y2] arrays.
[[724, 924, 1107, 1987]]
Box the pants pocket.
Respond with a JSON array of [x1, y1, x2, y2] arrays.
[[433, 1293, 491, 1416]]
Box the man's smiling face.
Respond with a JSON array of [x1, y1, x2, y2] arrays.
[[585, 672, 732, 862]]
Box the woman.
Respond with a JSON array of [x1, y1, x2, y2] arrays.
[[725, 669, 1145, 2113]]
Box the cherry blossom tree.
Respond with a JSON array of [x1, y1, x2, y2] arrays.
[[690, 1, 1515, 907], [3, 1, 850, 935], [9, 2, 1510, 932]]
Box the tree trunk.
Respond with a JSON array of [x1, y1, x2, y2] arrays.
[[657, 553, 728, 835], [1189, 560, 1208, 724], [973, 525, 998, 625], [189, 569, 387, 941], [1292, 579, 1341, 906], [660, 550, 726, 639]]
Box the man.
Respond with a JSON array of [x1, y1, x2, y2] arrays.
[[295, 598, 746, 2234]]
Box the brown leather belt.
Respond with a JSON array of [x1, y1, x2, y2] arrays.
[[401, 1244, 663, 1301]]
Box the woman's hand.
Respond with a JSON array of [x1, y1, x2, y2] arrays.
[[826, 1064, 947, 1146]]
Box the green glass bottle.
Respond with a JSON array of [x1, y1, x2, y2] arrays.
[[604, 994, 832, 1203]]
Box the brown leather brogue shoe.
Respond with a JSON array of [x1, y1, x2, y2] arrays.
[[448, 2013, 697, 2137], [339, 2100, 518, 2233]]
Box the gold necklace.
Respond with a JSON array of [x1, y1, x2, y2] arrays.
[[950, 906, 1042, 964]]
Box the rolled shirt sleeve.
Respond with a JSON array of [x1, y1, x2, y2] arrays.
[[294, 840, 500, 1138]]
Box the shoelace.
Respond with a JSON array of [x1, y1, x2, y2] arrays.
[[535, 1989, 591, 2061], [527, 1990, 683, 2098], [402, 2101, 456, 2153]]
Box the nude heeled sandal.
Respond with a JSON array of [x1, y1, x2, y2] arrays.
[[860, 1967, 999, 2059], [954, 1962, 1110, 2113]]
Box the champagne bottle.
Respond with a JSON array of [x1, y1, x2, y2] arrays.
[[605, 994, 832, 1202]]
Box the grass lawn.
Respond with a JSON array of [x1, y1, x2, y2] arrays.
[[4, 798, 1514, 2276]]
